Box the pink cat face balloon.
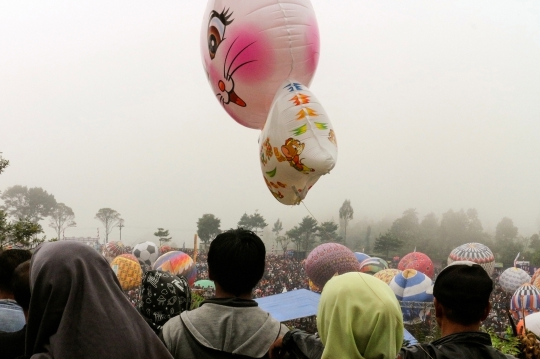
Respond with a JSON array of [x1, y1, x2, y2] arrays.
[[201, 0, 320, 129]]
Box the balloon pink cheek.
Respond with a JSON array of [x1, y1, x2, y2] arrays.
[[225, 27, 274, 83]]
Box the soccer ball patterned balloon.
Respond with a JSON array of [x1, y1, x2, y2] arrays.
[[398, 252, 434, 279], [447, 242, 495, 276], [132, 241, 159, 267], [499, 267, 531, 293]]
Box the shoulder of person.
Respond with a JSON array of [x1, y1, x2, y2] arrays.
[[398, 345, 432, 359]]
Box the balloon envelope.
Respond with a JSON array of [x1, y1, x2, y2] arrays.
[[259, 81, 337, 205], [359, 257, 389, 275], [389, 269, 433, 323], [105, 241, 125, 257], [160, 245, 173, 255], [132, 241, 160, 267], [374, 269, 402, 285], [525, 312, 540, 338], [118, 253, 139, 263], [111, 256, 142, 291], [398, 252, 434, 279], [511, 284, 540, 320], [305, 243, 360, 289], [499, 267, 531, 293], [448, 242, 495, 276], [354, 252, 370, 263], [153, 251, 197, 286], [201, 0, 320, 129]]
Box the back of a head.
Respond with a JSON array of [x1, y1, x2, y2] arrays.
[[138, 270, 191, 334], [0, 249, 32, 294], [208, 228, 265, 297], [12, 260, 31, 311], [433, 261, 493, 326], [318, 272, 404, 359]]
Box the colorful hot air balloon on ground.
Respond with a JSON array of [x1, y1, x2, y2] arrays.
[[398, 252, 434, 279], [354, 252, 370, 264], [511, 284, 540, 320], [389, 269, 433, 323], [105, 241, 125, 257], [359, 257, 388, 275], [160, 245, 173, 255], [111, 255, 142, 291], [499, 267, 531, 293], [531, 269, 540, 288], [304, 243, 360, 289], [374, 269, 402, 285], [118, 253, 139, 263], [448, 243, 495, 275], [153, 251, 197, 286]]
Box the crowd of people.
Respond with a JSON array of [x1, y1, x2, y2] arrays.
[[0, 230, 526, 358]]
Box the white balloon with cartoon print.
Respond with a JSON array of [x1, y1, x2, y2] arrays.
[[259, 81, 337, 205], [200, 0, 320, 130]]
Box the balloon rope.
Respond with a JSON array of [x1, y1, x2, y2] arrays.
[[301, 201, 334, 242]]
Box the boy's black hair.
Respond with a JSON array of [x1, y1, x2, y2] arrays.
[[433, 262, 493, 325], [208, 228, 265, 297], [12, 260, 31, 310], [0, 249, 32, 293]]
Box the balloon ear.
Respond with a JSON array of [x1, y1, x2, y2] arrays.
[[259, 81, 337, 205]]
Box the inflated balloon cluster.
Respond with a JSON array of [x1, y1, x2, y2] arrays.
[[201, 0, 337, 205]]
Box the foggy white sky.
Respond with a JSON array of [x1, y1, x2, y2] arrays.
[[1, 0, 539, 246]]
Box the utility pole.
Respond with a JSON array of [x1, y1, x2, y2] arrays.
[[119, 219, 125, 242]]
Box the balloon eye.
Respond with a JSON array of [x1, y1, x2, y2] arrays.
[[208, 26, 222, 59]]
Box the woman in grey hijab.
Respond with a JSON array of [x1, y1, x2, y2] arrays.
[[25, 241, 173, 359]]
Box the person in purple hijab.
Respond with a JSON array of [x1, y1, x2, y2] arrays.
[[25, 241, 173, 359]]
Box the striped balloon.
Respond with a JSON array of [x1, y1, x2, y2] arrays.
[[389, 269, 433, 303], [511, 284, 540, 320], [354, 252, 370, 264], [499, 267, 531, 293], [389, 269, 433, 323], [374, 269, 402, 284], [448, 243, 495, 275], [359, 257, 388, 275]]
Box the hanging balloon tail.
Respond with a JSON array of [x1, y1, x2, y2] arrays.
[[301, 201, 334, 242], [259, 80, 338, 205]]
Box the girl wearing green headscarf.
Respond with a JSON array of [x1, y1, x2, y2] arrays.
[[270, 272, 404, 359], [318, 272, 404, 359]]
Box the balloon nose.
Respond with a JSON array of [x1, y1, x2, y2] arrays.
[[218, 80, 225, 92]]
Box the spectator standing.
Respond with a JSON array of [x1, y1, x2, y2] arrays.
[[399, 261, 516, 359], [25, 241, 173, 359], [0, 249, 31, 332], [162, 228, 288, 359]]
